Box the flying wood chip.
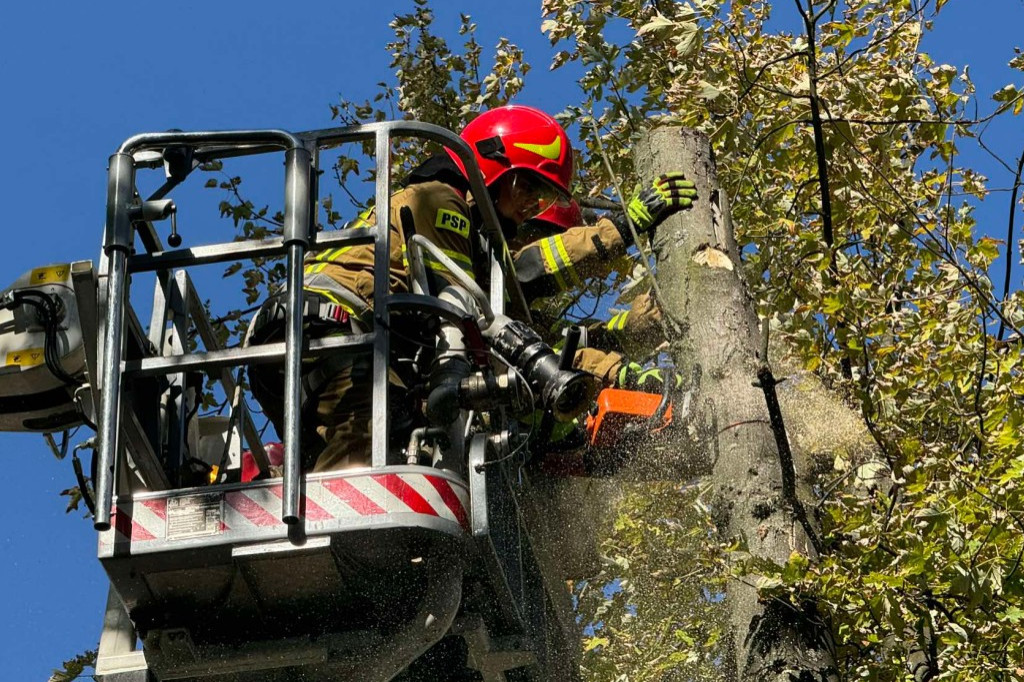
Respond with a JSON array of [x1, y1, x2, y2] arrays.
[[691, 244, 733, 271]]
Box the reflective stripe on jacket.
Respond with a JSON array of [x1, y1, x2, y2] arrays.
[[512, 217, 626, 301], [600, 290, 664, 359], [514, 219, 667, 384], [303, 180, 475, 308]]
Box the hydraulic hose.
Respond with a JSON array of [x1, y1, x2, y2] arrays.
[[1, 290, 82, 386]]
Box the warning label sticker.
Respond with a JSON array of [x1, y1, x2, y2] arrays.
[[30, 264, 71, 285], [5, 348, 45, 368], [166, 494, 222, 540]]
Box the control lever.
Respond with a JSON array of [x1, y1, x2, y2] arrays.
[[129, 199, 180, 247], [167, 211, 181, 247], [559, 326, 581, 371]]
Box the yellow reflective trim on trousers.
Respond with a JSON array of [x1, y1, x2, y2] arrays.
[[552, 235, 582, 287], [309, 245, 354, 265], [539, 238, 568, 291]]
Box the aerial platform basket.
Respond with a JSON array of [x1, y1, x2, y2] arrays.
[[78, 122, 576, 682], [100, 468, 473, 681]]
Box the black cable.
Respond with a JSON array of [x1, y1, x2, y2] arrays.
[[474, 351, 537, 471], [72, 452, 96, 516], [90, 445, 97, 495], [30, 292, 75, 385], [44, 430, 70, 459], [7, 291, 82, 386], [66, 436, 98, 517], [73, 388, 98, 431]]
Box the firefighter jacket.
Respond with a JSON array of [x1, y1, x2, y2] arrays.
[[302, 154, 657, 387], [600, 290, 663, 359], [512, 222, 664, 385], [512, 217, 627, 302], [302, 179, 476, 311]]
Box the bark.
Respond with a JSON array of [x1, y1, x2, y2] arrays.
[[637, 126, 838, 681]]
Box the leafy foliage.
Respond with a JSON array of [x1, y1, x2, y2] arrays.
[[48, 649, 95, 682], [540, 0, 1024, 678], [576, 483, 730, 681], [205, 0, 531, 349], [326, 0, 529, 204], [191, 0, 1024, 678]]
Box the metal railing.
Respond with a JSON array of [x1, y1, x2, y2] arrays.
[[93, 121, 526, 530]]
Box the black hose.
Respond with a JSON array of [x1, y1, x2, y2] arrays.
[[72, 452, 97, 516], [7, 290, 82, 386], [28, 292, 79, 386]]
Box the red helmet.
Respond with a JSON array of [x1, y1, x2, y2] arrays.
[[529, 199, 583, 232], [449, 105, 573, 198]]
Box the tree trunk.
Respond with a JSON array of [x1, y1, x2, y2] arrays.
[[637, 126, 838, 681]]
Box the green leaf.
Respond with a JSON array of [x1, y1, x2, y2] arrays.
[[822, 295, 843, 314], [698, 81, 722, 101], [994, 85, 1019, 102], [1000, 606, 1024, 623], [636, 14, 675, 36], [755, 575, 783, 592], [674, 629, 696, 646], [48, 649, 96, 682]]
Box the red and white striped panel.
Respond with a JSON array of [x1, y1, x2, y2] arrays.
[[112, 498, 167, 542], [100, 472, 469, 549]]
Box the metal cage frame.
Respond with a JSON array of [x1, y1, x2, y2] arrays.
[[83, 122, 579, 682], [93, 121, 530, 529]]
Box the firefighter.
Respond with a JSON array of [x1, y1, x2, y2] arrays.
[[448, 110, 697, 391], [250, 105, 694, 471], [249, 105, 583, 471]]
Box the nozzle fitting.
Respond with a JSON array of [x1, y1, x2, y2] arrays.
[[485, 317, 597, 422]]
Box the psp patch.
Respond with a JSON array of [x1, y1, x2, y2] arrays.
[[435, 208, 470, 238]]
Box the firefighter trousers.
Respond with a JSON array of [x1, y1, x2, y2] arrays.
[[304, 351, 374, 471]]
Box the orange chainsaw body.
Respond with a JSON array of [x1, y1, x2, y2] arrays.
[[585, 388, 673, 449]]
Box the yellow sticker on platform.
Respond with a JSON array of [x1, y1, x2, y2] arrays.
[[30, 264, 70, 285], [6, 348, 45, 368]]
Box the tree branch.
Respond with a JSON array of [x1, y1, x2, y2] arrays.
[[736, 50, 808, 105], [825, 110, 1024, 339], [756, 366, 824, 555], [800, 0, 853, 379], [996, 147, 1024, 341]]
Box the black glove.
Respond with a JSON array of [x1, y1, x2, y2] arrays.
[[612, 172, 698, 245]]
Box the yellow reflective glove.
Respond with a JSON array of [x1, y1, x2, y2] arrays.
[[615, 172, 698, 244], [616, 362, 683, 394]]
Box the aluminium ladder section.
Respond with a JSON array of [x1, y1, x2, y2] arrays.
[[92, 123, 551, 681]]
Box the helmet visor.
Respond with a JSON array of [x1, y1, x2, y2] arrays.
[[508, 171, 572, 221]]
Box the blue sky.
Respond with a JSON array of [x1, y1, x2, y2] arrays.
[[1, 1, 1022, 679]]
